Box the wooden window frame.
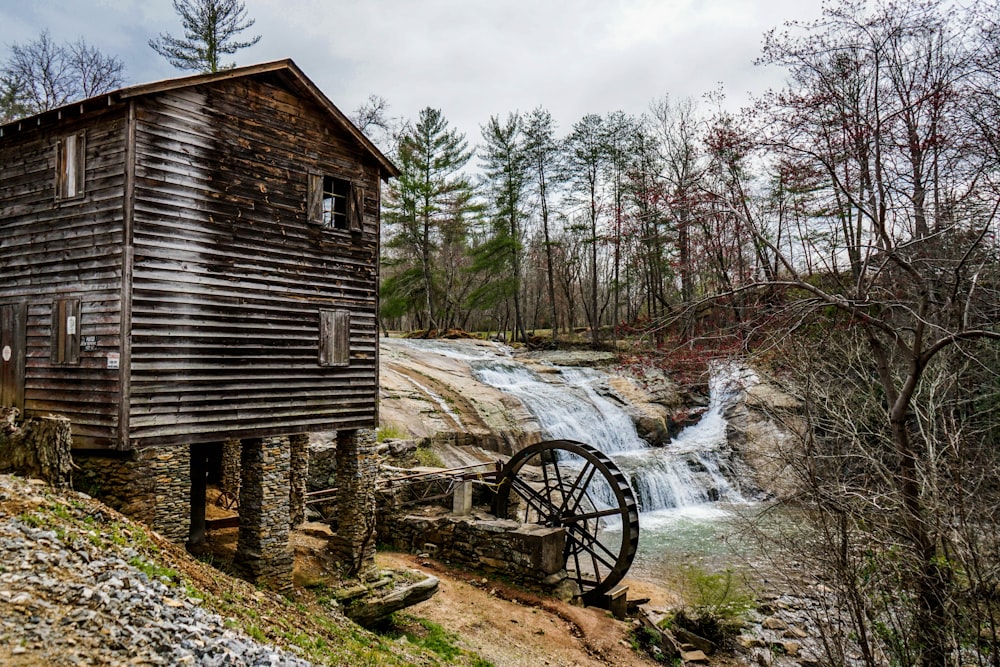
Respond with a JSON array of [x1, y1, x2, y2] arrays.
[[308, 173, 363, 232], [319, 309, 350, 367], [51, 298, 81, 365], [55, 131, 86, 201]]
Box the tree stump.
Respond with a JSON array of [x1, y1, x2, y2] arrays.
[[0, 408, 74, 488]]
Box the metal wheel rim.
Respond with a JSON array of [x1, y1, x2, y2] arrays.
[[492, 439, 640, 605]]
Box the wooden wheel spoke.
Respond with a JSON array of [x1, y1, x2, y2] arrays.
[[562, 506, 621, 523], [564, 529, 616, 572], [509, 476, 560, 521], [558, 463, 598, 517]]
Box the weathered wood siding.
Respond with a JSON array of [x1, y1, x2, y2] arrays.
[[127, 75, 381, 446], [0, 110, 127, 447]]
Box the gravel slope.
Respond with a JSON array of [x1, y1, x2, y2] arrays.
[[0, 475, 311, 666]]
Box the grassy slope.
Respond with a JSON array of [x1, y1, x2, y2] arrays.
[[0, 474, 489, 667]]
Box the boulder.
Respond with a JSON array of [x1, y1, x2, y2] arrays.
[[345, 573, 440, 627]]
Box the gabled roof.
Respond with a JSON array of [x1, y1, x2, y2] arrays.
[[0, 59, 399, 180]]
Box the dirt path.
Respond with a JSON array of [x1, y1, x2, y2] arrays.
[[377, 552, 661, 667]]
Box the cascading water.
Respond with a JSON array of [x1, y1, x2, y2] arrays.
[[392, 337, 756, 515], [390, 337, 761, 581], [471, 356, 754, 514]]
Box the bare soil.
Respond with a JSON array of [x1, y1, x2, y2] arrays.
[[375, 551, 661, 667], [197, 490, 662, 666]]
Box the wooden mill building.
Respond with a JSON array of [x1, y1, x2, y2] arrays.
[[0, 60, 397, 585]]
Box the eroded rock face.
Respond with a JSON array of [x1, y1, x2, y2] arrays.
[[379, 338, 694, 452], [378, 337, 802, 500], [726, 378, 805, 500], [605, 375, 677, 445], [379, 338, 542, 455]]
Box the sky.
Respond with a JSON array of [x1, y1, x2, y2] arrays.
[[0, 0, 828, 147]]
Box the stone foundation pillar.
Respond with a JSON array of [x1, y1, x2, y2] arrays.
[[453, 480, 473, 516], [221, 438, 241, 497], [329, 429, 378, 578], [289, 433, 308, 527], [235, 437, 293, 590], [150, 446, 191, 543]]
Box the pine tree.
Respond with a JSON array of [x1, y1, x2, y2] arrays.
[[474, 113, 531, 343], [382, 107, 474, 331], [149, 0, 260, 73]]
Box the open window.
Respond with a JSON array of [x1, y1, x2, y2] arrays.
[[51, 298, 81, 365], [55, 132, 86, 200], [308, 173, 363, 231], [319, 309, 350, 367]]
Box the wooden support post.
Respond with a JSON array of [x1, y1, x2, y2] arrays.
[[188, 444, 208, 546], [607, 585, 628, 620]]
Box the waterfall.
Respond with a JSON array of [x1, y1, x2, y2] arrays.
[[471, 357, 754, 514]]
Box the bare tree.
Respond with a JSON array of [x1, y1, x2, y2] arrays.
[[648, 95, 703, 308], [1, 31, 124, 121], [351, 94, 406, 158], [149, 0, 261, 73], [523, 107, 563, 342], [736, 2, 1000, 664], [563, 114, 608, 347]]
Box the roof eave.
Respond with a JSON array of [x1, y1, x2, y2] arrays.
[[1, 59, 399, 181]]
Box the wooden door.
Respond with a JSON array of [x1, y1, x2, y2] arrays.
[[0, 302, 26, 411]]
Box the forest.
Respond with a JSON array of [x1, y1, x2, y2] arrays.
[[374, 2, 1000, 349], [372, 2, 1000, 665]]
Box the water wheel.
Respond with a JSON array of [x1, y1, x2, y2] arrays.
[[492, 439, 640, 605]]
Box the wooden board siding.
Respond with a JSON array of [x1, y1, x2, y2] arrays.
[[127, 77, 381, 446], [0, 110, 127, 447]]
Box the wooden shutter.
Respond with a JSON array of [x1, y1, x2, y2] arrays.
[[349, 185, 364, 232], [55, 132, 86, 200], [0, 302, 26, 410], [307, 173, 323, 222], [319, 309, 350, 367]]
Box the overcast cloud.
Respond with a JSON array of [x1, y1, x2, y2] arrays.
[[0, 0, 827, 144]]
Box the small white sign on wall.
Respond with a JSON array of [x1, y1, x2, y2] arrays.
[[107, 352, 120, 370], [1, 345, 10, 362], [66, 315, 77, 335]]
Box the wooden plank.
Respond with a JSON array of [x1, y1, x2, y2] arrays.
[[119, 99, 137, 449]]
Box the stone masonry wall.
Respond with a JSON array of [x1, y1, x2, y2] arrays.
[[220, 438, 241, 497], [378, 508, 569, 593], [73, 446, 190, 543], [235, 437, 293, 590], [306, 432, 337, 492], [150, 446, 191, 543]]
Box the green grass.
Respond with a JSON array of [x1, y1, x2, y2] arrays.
[[662, 566, 755, 646], [377, 422, 408, 441], [128, 556, 178, 584], [414, 446, 445, 468]]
